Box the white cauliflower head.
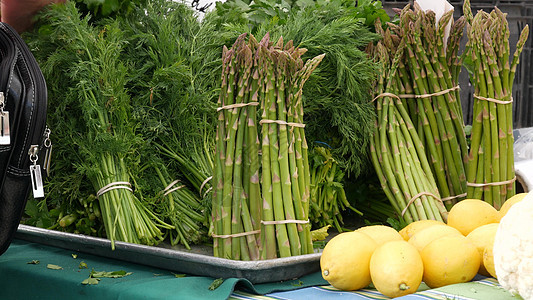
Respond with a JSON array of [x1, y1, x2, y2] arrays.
[[494, 191, 533, 300]]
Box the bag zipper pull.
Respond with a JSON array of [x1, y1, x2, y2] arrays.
[[43, 127, 52, 176], [29, 145, 44, 198], [0, 92, 10, 145]]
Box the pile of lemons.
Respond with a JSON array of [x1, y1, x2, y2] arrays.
[[320, 193, 527, 298]]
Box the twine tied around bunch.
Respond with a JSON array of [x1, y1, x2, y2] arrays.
[[401, 192, 443, 217], [466, 176, 517, 188], [372, 86, 460, 103], [96, 182, 133, 199], [216, 101, 260, 112]]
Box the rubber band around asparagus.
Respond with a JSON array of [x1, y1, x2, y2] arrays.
[[473, 94, 514, 105], [212, 230, 261, 239], [261, 219, 310, 225], [216, 101, 259, 112], [441, 193, 468, 202], [401, 192, 442, 217], [372, 85, 460, 102], [467, 176, 517, 187], [258, 119, 305, 128]]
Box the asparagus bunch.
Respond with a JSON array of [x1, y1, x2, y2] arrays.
[[309, 146, 362, 232], [387, 4, 469, 209], [369, 38, 448, 223], [212, 34, 261, 261], [212, 33, 324, 260], [463, 0, 529, 208]]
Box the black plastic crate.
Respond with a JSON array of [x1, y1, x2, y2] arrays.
[[380, 0, 533, 128]]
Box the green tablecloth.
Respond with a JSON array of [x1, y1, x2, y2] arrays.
[[0, 240, 326, 299], [0, 240, 523, 300]]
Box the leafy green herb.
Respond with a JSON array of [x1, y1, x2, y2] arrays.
[[309, 147, 362, 231], [47, 264, 63, 270], [291, 280, 304, 287], [73, 0, 147, 19], [81, 277, 101, 285], [208, 278, 224, 291], [213, 0, 389, 34], [173, 273, 187, 278], [26, 0, 218, 248], [27, 1, 173, 248], [352, 0, 390, 29], [22, 198, 55, 229], [122, 0, 223, 248], [79, 261, 88, 269], [27, 260, 40, 265], [311, 225, 331, 242]]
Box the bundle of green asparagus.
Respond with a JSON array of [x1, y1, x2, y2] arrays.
[[211, 33, 324, 260], [463, 0, 529, 208], [369, 3, 471, 223], [395, 4, 468, 209], [369, 37, 448, 223]]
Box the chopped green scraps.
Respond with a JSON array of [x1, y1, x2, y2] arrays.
[[81, 278, 100, 285], [311, 225, 331, 242], [208, 278, 224, 290], [27, 260, 40, 265], [47, 264, 63, 270], [72, 254, 78, 259], [79, 261, 88, 269], [173, 273, 186, 278], [90, 270, 132, 278], [291, 280, 304, 287], [81, 269, 133, 285]]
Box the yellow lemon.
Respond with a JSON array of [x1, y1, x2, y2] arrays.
[[398, 220, 446, 241], [465, 223, 498, 276], [370, 240, 424, 298], [421, 235, 481, 288], [408, 224, 462, 252], [356, 225, 403, 246], [320, 231, 378, 291], [483, 244, 497, 278], [447, 199, 499, 235], [498, 193, 527, 221]]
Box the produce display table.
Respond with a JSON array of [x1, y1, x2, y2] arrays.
[[0, 240, 520, 299]]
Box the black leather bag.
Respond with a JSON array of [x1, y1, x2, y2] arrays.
[[0, 22, 48, 255]]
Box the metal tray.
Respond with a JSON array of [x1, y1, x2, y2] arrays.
[[14, 224, 321, 284]]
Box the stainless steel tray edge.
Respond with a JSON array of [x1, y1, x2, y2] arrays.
[[15, 225, 321, 284]]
